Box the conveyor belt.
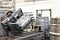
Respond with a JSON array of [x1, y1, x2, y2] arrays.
[[15, 32, 43, 40]]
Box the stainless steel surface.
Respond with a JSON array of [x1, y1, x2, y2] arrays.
[[16, 16, 32, 29], [50, 32, 60, 40], [15, 32, 43, 40], [36, 17, 49, 26], [36, 17, 49, 31], [1, 8, 23, 24], [50, 24, 60, 40], [50, 35, 60, 40], [50, 24, 60, 33], [1, 8, 23, 36], [0, 32, 43, 40], [50, 18, 60, 40], [14, 8, 23, 18], [51, 18, 60, 24], [50, 18, 60, 33]]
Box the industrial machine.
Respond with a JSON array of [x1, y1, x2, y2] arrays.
[[9, 16, 32, 35], [1, 8, 32, 36], [1, 8, 23, 25], [1, 8, 23, 36]]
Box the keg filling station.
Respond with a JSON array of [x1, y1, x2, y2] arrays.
[[0, 8, 51, 40], [0, 0, 60, 40]]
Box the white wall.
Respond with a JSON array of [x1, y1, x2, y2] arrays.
[[51, 0, 60, 18], [16, 0, 60, 18]]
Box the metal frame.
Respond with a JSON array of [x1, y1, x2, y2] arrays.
[[36, 9, 52, 18], [36, 9, 52, 40]]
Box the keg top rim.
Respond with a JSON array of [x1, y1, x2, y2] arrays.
[[49, 32, 60, 36]]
